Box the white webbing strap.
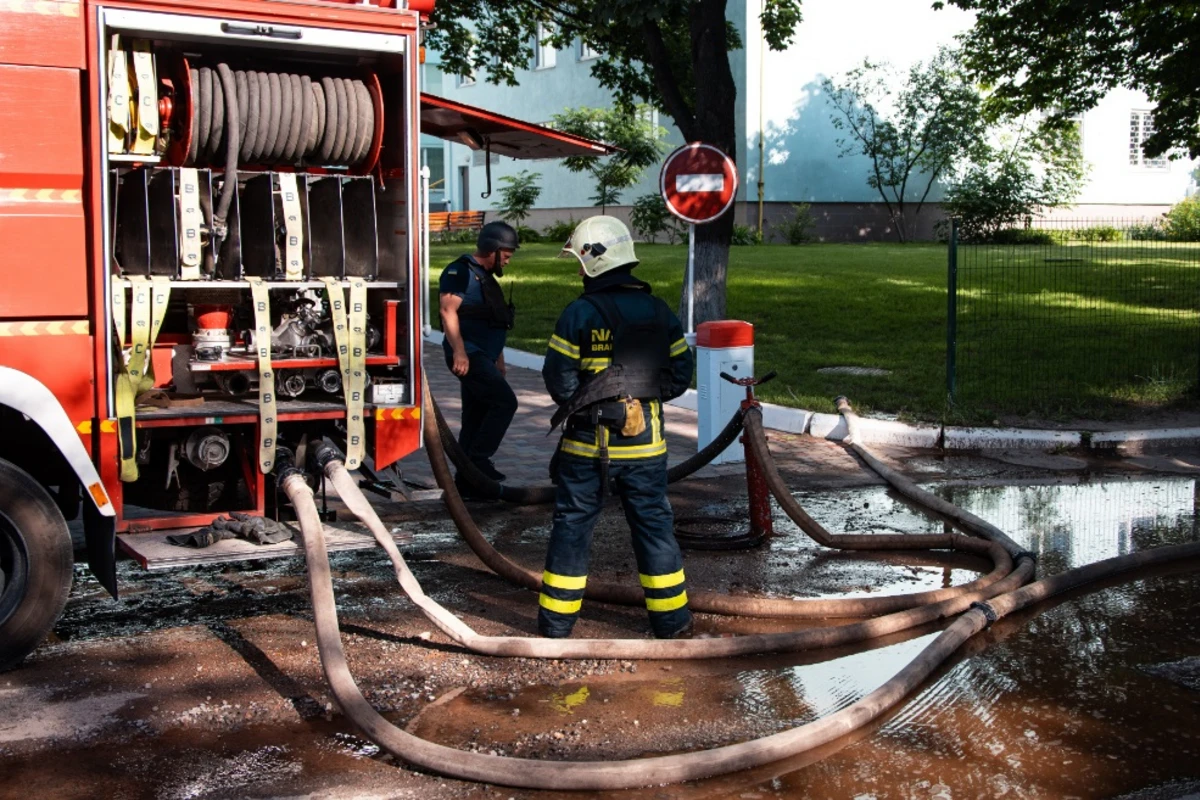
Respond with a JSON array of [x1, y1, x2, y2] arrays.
[[178, 167, 202, 279], [278, 173, 305, 281], [321, 278, 368, 469], [248, 278, 278, 473]]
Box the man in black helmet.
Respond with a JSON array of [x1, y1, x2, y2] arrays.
[[438, 221, 520, 491]]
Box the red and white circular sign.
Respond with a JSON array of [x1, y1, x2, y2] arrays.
[[659, 142, 738, 225]]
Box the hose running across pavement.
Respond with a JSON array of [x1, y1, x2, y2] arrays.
[[286, 452, 1200, 790], [425, 385, 1020, 619]]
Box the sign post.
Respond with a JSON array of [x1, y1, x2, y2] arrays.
[[659, 142, 738, 345]]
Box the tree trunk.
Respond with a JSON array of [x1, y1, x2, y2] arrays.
[[674, 0, 737, 328]]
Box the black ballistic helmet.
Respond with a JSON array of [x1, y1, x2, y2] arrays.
[[477, 221, 521, 254]]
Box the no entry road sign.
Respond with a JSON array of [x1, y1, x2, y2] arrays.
[[659, 142, 738, 225]]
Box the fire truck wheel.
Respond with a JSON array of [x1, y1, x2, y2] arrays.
[[0, 458, 73, 672]]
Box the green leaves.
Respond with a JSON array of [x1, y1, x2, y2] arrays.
[[551, 105, 668, 211], [822, 47, 986, 242], [943, 0, 1200, 159], [496, 170, 543, 225]]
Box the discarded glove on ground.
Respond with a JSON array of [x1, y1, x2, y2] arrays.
[[167, 512, 293, 548]]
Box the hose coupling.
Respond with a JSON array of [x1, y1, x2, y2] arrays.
[[310, 440, 346, 474], [272, 445, 307, 488], [969, 600, 999, 627]]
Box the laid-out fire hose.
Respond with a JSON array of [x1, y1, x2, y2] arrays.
[[425, 387, 1019, 619], [283, 429, 1200, 790]]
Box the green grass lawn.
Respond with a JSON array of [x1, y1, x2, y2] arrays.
[[428, 241, 1200, 422]]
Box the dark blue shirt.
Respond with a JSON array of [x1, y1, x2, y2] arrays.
[[439, 254, 507, 362]]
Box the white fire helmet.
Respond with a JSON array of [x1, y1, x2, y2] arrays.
[[558, 215, 639, 278]]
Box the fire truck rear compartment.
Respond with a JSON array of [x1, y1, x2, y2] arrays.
[[101, 10, 417, 529]]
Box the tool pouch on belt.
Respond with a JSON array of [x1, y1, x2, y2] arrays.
[[620, 398, 645, 437]]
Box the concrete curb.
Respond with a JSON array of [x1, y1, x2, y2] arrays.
[[424, 335, 1200, 454]]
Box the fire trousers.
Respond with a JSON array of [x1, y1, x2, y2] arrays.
[[538, 453, 691, 639]]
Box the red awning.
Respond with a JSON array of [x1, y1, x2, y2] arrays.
[[420, 93, 616, 160]]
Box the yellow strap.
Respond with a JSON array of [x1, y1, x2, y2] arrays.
[[248, 278, 277, 473], [321, 278, 367, 469], [346, 279, 368, 469], [106, 36, 130, 154], [278, 173, 305, 281], [116, 276, 170, 481], [130, 41, 158, 155], [110, 278, 126, 345]]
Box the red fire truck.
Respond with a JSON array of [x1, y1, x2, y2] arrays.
[[0, 0, 606, 669]]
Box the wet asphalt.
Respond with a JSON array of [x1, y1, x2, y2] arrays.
[[3, 362, 1200, 799]]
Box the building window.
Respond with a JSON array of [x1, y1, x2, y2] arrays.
[[472, 150, 500, 167], [533, 23, 556, 69], [1130, 110, 1167, 168], [577, 39, 600, 61]]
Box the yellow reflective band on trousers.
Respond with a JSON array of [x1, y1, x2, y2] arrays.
[[639, 569, 684, 589], [542, 571, 587, 591], [560, 437, 667, 459], [645, 591, 688, 612], [539, 594, 583, 615]]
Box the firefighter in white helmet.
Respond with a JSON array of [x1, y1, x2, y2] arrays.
[[539, 216, 695, 639]]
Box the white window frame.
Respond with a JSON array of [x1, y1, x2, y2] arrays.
[[577, 38, 600, 61], [1129, 110, 1167, 169], [533, 23, 556, 70]]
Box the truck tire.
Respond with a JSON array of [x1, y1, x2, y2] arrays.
[[0, 457, 73, 672]]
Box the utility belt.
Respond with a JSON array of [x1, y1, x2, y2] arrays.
[[568, 398, 646, 438]]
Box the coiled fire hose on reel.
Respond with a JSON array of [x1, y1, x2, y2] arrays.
[[182, 64, 376, 239], [280, 405, 1200, 790]]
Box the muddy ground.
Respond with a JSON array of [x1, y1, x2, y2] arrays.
[[2, 441, 1200, 800]]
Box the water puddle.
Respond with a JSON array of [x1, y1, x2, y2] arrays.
[[414, 476, 1200, 798]]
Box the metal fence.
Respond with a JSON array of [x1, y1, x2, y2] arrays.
[[946, 219, 1200, 418]]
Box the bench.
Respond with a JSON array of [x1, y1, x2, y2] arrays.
[[427, 210, 486, 233]]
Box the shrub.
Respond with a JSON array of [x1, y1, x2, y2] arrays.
[[776, 203, 815, 244], [630, 194, 673, 243], [987, 227, 1059, 245], [436, 228, 478, 245], [1127, 220, 1167, 241], [731, 224, 761, 246], [543, 218, 577, 242], [1075, 225, 1123, 242], [495, 170, 542, 226], [1165, 197, 1200, 242], [516, 225, 541, 244]]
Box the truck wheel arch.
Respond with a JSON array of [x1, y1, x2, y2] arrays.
[[0, 366, 119, 598]]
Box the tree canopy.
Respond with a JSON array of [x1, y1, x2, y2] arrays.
[[423, 0, 804, 323], [552, 106, 668, 212], [936, 0, 1200, 159], [822, 48, 986, 242]]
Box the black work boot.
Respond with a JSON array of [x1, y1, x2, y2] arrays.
[[474, 459, 507, 482], [656, 617, 694, 640], [454, 473, 497, 502]]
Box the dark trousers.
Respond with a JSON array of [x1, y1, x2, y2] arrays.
[[538, 454, 691, 639], [448, 350, 517, 468]]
